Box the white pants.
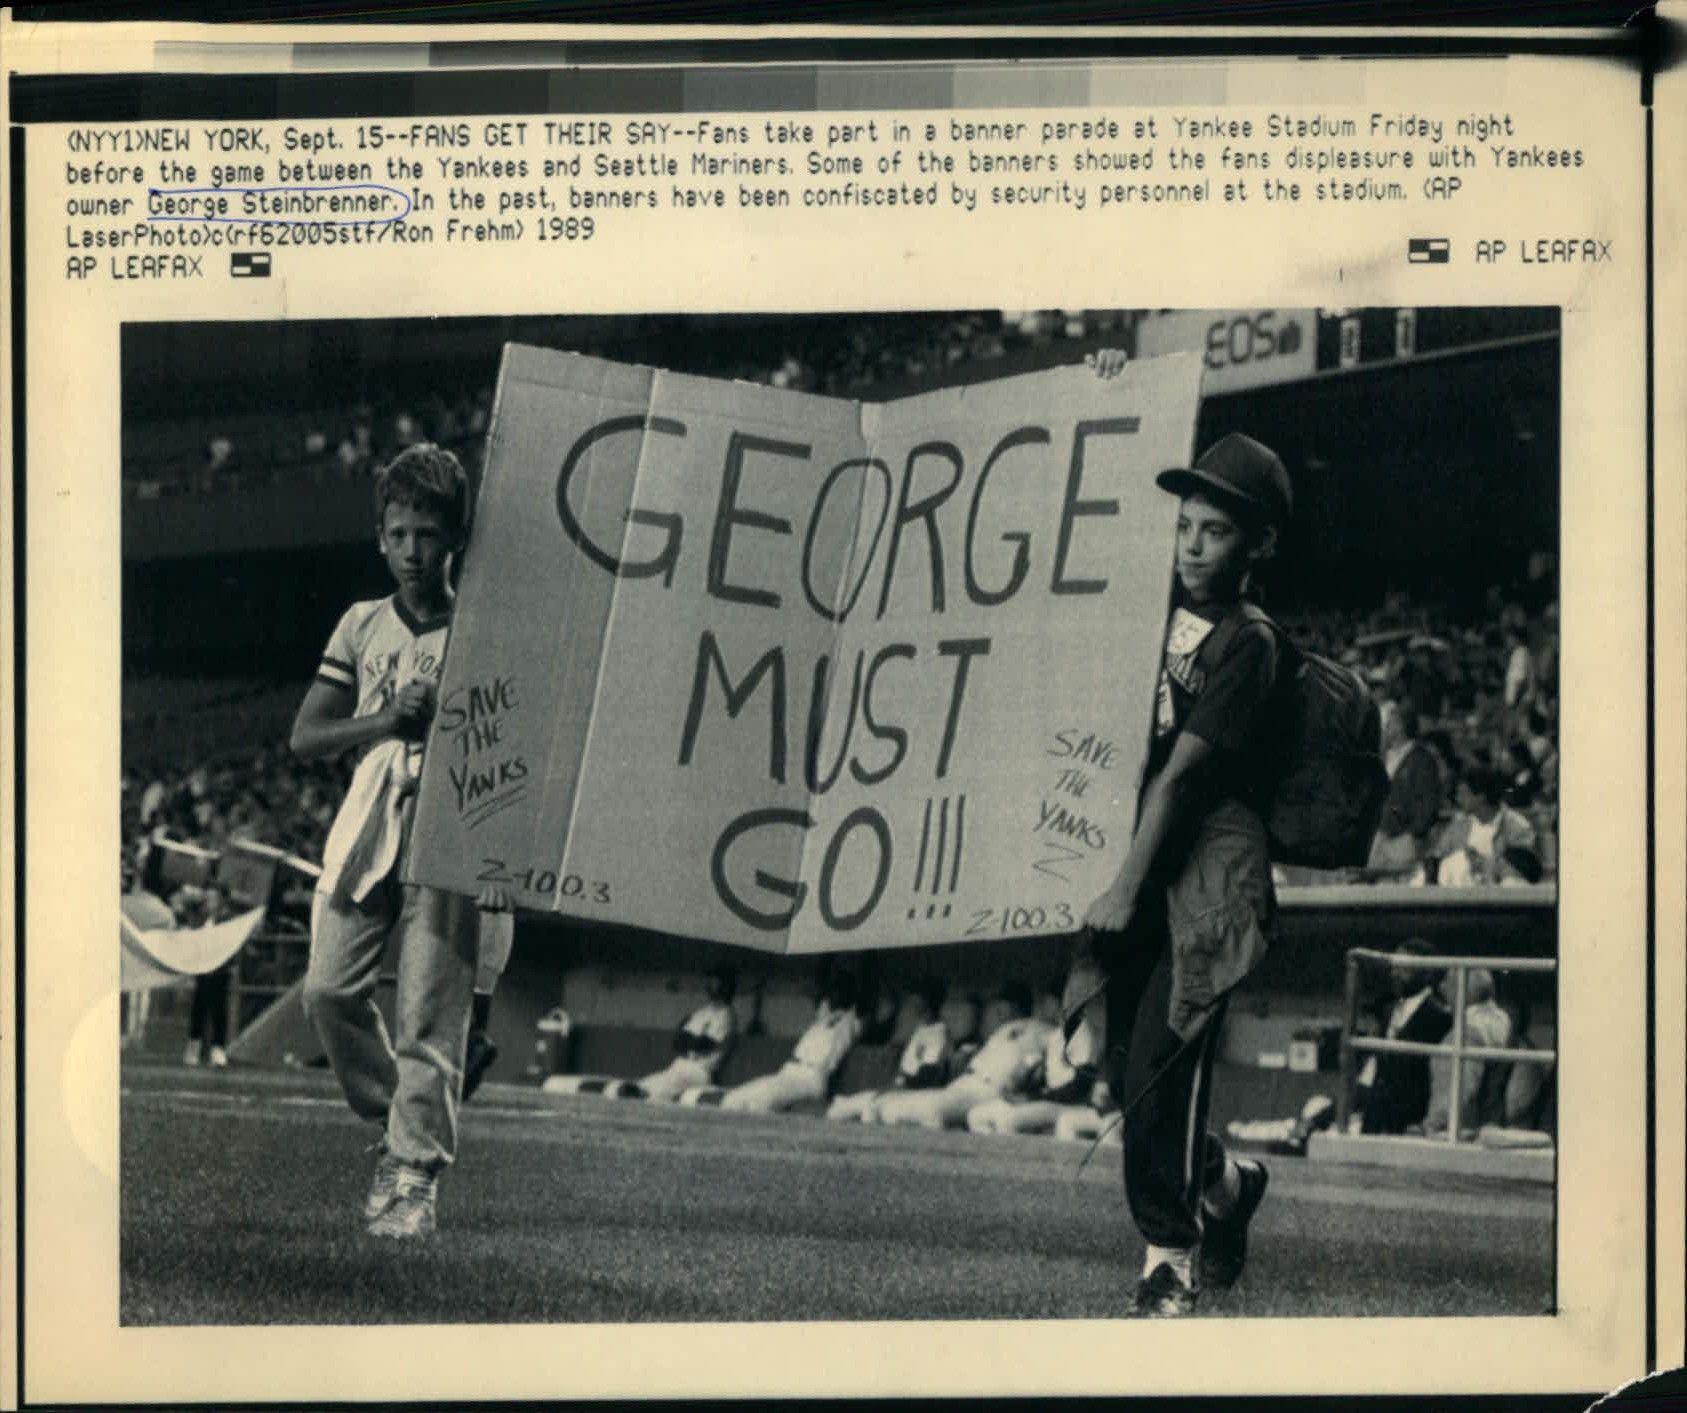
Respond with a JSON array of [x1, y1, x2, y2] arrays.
[[1054, 1107, 1120, 1144], [827, 1089, 883, 1122], [305, 882, 477, 1173], [638, 1057, 715, 1103], [873, 1075, 998, 1130], [720, 1061, 827, 1113], [967, 1098, 1071, 1135]]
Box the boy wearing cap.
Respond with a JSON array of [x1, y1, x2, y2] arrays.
[[1064, 349, 1285, 1317]]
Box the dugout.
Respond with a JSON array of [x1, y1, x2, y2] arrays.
[[422, 880, 1552, 1090], [218, 882, 1552, 1096]]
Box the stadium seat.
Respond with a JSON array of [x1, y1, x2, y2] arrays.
[[565, 1024, 674, 1082], [710, 1034, 795, 1089]]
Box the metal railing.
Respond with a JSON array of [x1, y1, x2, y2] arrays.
[[1337, 947, 1557, 1142], [224, 845, 320, 1042]]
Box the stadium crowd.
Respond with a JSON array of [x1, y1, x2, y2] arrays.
[[122, 312, 1051, 499], [122, 574, 1560, 898], [124, 386, 496, 500], [124, 745, 351, 876]]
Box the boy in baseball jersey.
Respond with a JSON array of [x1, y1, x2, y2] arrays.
[[290, 444, 479, 1240], [1068, 351, 1281, 1317], [718, 973, 862, 1114], [634, 968, 739, 1102], [872, 982, 1049, 1130]]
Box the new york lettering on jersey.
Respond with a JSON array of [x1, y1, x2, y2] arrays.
[[316, 596, 451, 718]]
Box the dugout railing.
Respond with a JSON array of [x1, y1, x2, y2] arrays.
[[224, 851, 319, 1039], [145, 830, 1558, 1068], [147, 837, 320, 1041], [1336, 947, 1557, 1143]]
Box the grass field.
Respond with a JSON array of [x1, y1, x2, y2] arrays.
[[121, 1059, 1554, 1326]]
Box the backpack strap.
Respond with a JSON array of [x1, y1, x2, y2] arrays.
[[1194, 600, 1273, 681]]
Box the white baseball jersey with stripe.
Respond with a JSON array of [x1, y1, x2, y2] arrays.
[[316, 595, 451, 720], [313, 596, 452, 899]]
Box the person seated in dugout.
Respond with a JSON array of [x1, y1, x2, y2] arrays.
[[1351, 939, 1453, 1135], [827, 977, 953, 1122], [1235, 943, 1463, 1156], [1492, 991, 1556, 1135], [870, 981, 1051, 1130], [967, 1005, 1102, 1137], [712, 971, 863, 1115], [940, 991, 985, 1075], [1424, 966, 1513, 1137], [851, 963, 904, 1047], [631, 966, 739, 1103]]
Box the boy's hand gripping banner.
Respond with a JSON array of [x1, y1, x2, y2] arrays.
[[406, 345, 1202, 954]]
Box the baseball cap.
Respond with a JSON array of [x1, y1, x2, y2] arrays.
[[1156, 432, 1293, 530]]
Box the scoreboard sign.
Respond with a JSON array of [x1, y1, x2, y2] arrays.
[[406, 345, 1202, 955], [1134, 308, 1317, 394]]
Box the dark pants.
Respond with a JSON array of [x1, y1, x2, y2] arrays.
[[189, 966, 231, 1047], [1102, 891, 1230, 1252]]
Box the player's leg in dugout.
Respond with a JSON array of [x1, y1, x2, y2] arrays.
[[1055, 1104, 1116, 1143], [876, 1077, 988, 1129], [723, 1062, 824, 1113], [969, 1098, 1064, 1135], [827, 1089, 881, 1121], [639, 1059, 709, 1103]]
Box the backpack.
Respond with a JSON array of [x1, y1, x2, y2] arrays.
[[1197, 603, 1390, 870]]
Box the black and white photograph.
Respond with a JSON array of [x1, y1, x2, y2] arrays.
[[117, 305, 1562, 1326]]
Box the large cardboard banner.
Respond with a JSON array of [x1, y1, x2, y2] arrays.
[[406, 345, 1202, 954]]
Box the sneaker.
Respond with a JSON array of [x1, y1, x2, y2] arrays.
[[208, 1046, 229, 1068], [366, 1166, 438, 1240], [182, 1040, 202, 1066], [1200, 1159, 1270, 1290], [362, 1147, 405, 1223], [1134, 1261, 1198, 1317], [462, 1030, 499, 1103]]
